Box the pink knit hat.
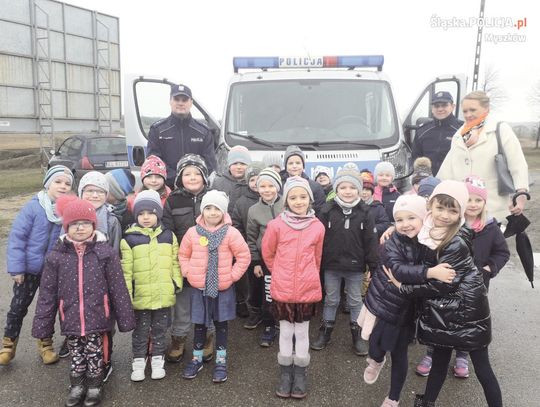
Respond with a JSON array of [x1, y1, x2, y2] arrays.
[[429, 180, 469, 218], [464, 175, 487, 201], [393, 195, 427, 220], [141, 155, 167, 181]]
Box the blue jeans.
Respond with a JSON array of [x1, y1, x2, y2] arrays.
[[322, 270, 363, 322]]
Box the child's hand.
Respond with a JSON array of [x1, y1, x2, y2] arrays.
[[12, 274, 24, 285], [483, 265, 491, 273], [383, 265, 401, 289], [254, 265, 263, 278], [380, 226, 395, 244], [427, 263, 456, 283]]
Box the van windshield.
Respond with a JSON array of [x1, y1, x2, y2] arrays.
[[225, 79, 398, 149]]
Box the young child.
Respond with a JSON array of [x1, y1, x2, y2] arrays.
[[311, 169, 378, 356], [262, 152, 282, 174], [121, 190, 183, 382], [417, 176, 441, 200], [0, 165, 73, 366], [373, 161, 400, 222], [313, 165, 334, 201], [105, 169, 136, 231], [179, 190, 251, 383], [262, 176, 325, 399], [360, 169, 391, 238], [245, 168, 284, 346], [386, 180, 502, 407], [407, 157, 432, 195], [32, 197, 135, 407]]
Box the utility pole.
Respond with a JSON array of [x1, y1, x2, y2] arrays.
[[472, 0, 486, 91]]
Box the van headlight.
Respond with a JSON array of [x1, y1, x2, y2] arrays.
[[381, 142, 412, 180]]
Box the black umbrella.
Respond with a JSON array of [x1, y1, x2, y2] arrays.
[[504, 192, 531, 238]]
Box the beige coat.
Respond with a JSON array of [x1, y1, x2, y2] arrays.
[[437, 115, 529, 221]]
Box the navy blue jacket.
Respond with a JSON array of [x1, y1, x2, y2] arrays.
[[367, 200, 392, 239]]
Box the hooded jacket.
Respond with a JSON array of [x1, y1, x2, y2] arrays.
[[246, 197, 285, 264], [231, 187, 260, 238], [366, 200, 392, 239]]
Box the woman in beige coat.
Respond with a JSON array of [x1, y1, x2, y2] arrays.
[[437, 91, 529, 222]]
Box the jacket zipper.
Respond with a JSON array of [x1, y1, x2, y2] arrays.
[[59, 299, 65, 321], [76, 246, 86, 336]]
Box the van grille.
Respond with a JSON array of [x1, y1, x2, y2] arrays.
[[309, 152, 361, 160]]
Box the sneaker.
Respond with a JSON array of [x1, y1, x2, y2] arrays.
[[151, 355, 166, 380], [131, 358, 146, 382], [453, 357, 470, 379], [243, 314, 262, 330], [58, 338, 70, 358], [415, 355, 432, 377], [381, 396, 399, 406], [213, 363, 228, 383], [259, 325, 276, 347], [183, 358, 203, 379], [364, 357, 386, 384], [102, 362, 113, 383]]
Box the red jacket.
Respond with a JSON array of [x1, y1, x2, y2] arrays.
[[262, 216, 324, 304]]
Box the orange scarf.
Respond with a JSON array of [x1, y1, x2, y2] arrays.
[[460, 112, 489, 136]]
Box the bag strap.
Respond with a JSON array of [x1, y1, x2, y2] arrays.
[[495, 122, 504, 155]]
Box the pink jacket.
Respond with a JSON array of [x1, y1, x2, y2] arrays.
[[261, 216, 324, 304], [178, 213, 250, 291]]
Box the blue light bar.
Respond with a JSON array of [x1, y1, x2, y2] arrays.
[[233, 55, 384, 72]]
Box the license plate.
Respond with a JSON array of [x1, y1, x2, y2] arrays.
[[105, 161, 129, 168]]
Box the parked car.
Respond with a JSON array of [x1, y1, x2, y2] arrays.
[[48, 134, 129, 186]]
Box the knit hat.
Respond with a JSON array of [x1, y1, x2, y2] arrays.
[[133, 189, 163, 219], [43, 165, 74, 189], [342, 162, 359, 172], [283, 145, 305, 168], [393, 195, 427, 220], [417, 176, 441, 198], [201, 190, 229, 214], [464, 175, 487, 201], [374, 161, 395, 180], [283, 176, 313, 203], [78, 171, 109, 196], [175, 154, 209, 189], [430, 180, 469, 218], [141, 155, 167, 181], [227, 145, 252, 167], [360, 169, 375, 191], [262, 152, 282, 170], [333, 169, 363, 192], [58, 197, 97, 230], [256, 168, 282, 192], [313, 165, 332, 182], [411, 157, 433, 185], [105, 169, 135, 201], [245, 161, 266, 182]]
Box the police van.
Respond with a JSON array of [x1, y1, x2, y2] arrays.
[[124, 55, 465, 190]]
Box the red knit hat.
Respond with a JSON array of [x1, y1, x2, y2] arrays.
[[141, 155, 167, 181], [58, 197, 97, 230]]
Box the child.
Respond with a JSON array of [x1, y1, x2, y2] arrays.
[[32, 197, 135, 407], [417, 176, 441, 200], [313, 165, 334, 201], [162, 153, 215, 363], [407, 157, 432, 195], [373, 161, 400, 222], [262, 176, 325, 399], [245, 168, 284, 346], [121, 190, 183, 382], [386, 180, 502, 407], [360, 169, 391, 239], [128, 155, 171, 211], [311, 169, 378, 356], [105, 169, 136, 231], [179, 190, 250, 383], [359, 195, 455, 407], [0, 165, 73, 366], [263, 152, 282, 173]]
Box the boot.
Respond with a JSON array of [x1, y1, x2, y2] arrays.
[[275, 354, 294, 398], [350, 322, 369, 356], [165, 335, 186, 363], [243, 307, 262, 329], [202, 332, 214, 362], [291, 355, 310, 399], [131, 358, 146, 382], [414, 394, 436, 407], [83, 374, 104, 407], [37, 337, 59, 365], [65, 373, 86, 407], [150, 355, 166, 380], [310, 320, 334, 350], [0, 336, 18, 365]]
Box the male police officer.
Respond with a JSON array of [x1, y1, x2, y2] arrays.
[[147, 84, 217, 188], [411, 91, 463, 175]]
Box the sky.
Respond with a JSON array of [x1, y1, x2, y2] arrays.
[[65, 0, 540, 122]]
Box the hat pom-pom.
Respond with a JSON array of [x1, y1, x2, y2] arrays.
[[55, 193, 78, 217]]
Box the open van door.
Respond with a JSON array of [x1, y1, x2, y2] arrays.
[[403, 74, 467, 147], [123, 74, 220, 168]]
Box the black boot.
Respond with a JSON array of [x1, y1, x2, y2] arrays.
[[83, 374, 104, 407], [310, 320, 334, 350], [65, 373, 86, 407], [291, 355, 309, 399], [350, 322, 369, 356], [414, 394, 436, 407], [275, 354, 294, 398]]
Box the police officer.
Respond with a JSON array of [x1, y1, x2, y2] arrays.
[[147, 84, 217, 188], [411, 91, 463, 175]]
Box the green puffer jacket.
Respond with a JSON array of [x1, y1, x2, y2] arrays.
[[120, 224, 182, 310]]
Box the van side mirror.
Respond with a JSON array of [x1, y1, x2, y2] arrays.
[[132, 146, 146, 166]]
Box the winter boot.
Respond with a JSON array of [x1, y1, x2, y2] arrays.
[[59, 338, 70, 358], [202, 332, 214, 362], [414, 394, 436, 407], [364, 356, 386, 384], [83, 374, 104, 407], [243, 307, 262, 329], [131, 358, 146, 382], [165, 335, 186, 363], [275, 354, 294, 398], [0, 336, 18, 365], [37, 337, 59, 365], [151, 355, 166, 380], [350, 322, 369, 356], [65, 373, 86, 407], [291, 355, 310, 399], [310, 320, 334, 350], [236, 301, 249, 318]]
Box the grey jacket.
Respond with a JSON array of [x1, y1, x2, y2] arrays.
[[246, 197, 284, 264], [211, 172, 249, 213]]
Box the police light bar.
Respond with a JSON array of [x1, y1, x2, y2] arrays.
[[233, 55, 384, 72]]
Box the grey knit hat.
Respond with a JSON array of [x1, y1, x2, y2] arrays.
[[245, 161, 266, 182], [133, 189, 163, 219], [283, 145, 305, 168], [256, 168, 282, 192], [374, 161, 396, 180], [283, 176, 313, 203], [333, 169, 363, 192], [227, 145, 252, 167], [262, 152, 282, 170]]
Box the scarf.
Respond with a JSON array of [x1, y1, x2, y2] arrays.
[[460, 112, 488, 146], [334, 196, 361, 230], [417, 213, 447, 250], [362, 197, 374, 205], [38, 190, 62, 224], [95, 205, 110, 236], [111, 199, 128, 219], [65, 231, 96, 253], [280, 209, 316, 230], [196, 223, 229, 298], [468, 215, 493, 233]]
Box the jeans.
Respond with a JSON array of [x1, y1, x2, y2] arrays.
[[322, 270, 363, 322]]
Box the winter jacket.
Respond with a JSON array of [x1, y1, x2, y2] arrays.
[[103, 209, 122, 252], [262, 215, 325, 304], [211, 172, 249, 213], [280, 171, 326, 214], [319, 200, 379, 273], [32, 232, 136, 338], [412, 113, 463, 175], [162, 187, 206, 244], [367, 200, 392, 239], [231, 188, 260, 238], [120, 224, 182, 310], [373, 185, 400, 222], [437, 116, 529, 221], [178, 214, 251, 291], [399, 226, 491, 351], [471, 218, 510, 289], [246, 197, 285, 264], [7, 195, 62, 276]]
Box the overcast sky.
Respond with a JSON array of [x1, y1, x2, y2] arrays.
[[67, 0, 540, 122]]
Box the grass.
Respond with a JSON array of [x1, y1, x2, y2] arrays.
[[0, 168, 43, 199]]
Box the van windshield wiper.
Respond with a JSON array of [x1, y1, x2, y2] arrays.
[[226, 131, 286, 148], [295, 140, 380, 149]]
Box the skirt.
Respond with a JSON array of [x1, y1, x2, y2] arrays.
[[272, 301, 317, 323], [369, 318, 414, 353], [190, 286, 236, 327]]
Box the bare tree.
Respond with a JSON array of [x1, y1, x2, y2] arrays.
[[479, 66, 508, 111], [529, 79, 540, 148]]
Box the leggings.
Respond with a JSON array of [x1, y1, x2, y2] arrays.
[[193, 321, 228, 351], [425, 346, 502, 407], [279, 320, 309, 359]]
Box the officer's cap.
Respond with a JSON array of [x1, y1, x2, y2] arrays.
[[431, 91, 453, 104], [170, 84, 192, 99]]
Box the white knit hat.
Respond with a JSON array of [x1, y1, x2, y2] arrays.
[[78, 171, 109, 196], [374, 161, 396, 180], [201, 190, 230, 214]]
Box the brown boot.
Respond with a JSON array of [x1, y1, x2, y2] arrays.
[[166, 335, 186, 363], [202, 332, 214, 362], [0, 337, 18, 365], [37, 338, 59, 365]]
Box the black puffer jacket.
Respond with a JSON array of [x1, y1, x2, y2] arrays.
[[364, 232, 428, 326], [400, 226, 491, 351], [162, 188, 206, 244], [231, 188, 260, 238]]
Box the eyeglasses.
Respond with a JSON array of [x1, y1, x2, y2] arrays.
[[432, 102, 450, 108], [83, 188, 106, 196], [69, 221, 93, 229]]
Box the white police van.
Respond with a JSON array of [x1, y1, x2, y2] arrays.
[[124, 55, 465, 190]]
